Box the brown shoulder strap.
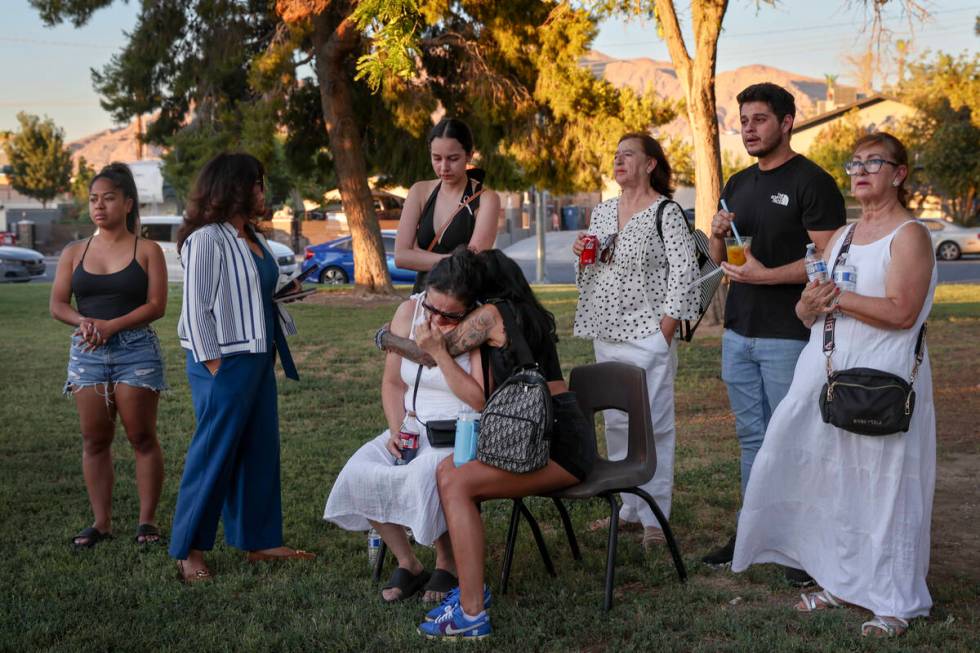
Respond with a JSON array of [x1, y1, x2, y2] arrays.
[[426, 187, 486, 252]]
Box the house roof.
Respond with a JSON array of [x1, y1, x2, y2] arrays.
[[794, 94, 892, 133]]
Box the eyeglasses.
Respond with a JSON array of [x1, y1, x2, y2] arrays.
[[421, 300, 472, 323], [599, 233, 617, 264], [843, 158, 898, 175]]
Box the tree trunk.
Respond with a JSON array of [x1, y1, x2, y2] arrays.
[[655, 0, 728, 323], [312, 6, 393, 295], [136, 113, 144, 160]]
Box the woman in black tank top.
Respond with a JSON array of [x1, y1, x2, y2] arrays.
[[50, 163, 168, 550], [393, 118, 500, 292]]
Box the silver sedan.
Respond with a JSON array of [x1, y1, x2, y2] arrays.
[[0, 245, 46, 282], [918, 219, 980, 261]]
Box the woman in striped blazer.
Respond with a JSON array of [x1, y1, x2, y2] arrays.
[[169, 153, 314, 583]]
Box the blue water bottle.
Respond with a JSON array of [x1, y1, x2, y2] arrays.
[[454, 411, 480, 467]]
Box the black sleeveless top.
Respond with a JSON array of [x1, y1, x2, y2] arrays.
[[71, 236, 149, 320], [412, 169, 484, 293]]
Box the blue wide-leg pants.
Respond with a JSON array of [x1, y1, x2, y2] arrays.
[[169, 351, 283, 559]]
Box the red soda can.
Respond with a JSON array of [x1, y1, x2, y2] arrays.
[[398, 430, 420, 465], [579, 234, 599, 266]]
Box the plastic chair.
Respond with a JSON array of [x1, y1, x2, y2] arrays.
[[499, 360, 687, 610]]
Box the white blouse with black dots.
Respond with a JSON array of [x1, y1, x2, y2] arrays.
[[574, 196, 700, 342]]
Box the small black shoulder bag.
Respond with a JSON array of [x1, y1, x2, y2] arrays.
[[819, 225, 926, 436], [412, 365, 457, 447]]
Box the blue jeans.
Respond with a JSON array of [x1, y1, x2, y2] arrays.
[[721, 329, 806, 499]]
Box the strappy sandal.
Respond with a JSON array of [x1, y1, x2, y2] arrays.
[[382, 567, 430, 603], [71, 527, 112, 550], [861, 615, 909, 638], [135, 523, 164, 546], [796, 590, 845, 612], [421, 568, 459, 604], [176, 560, 213, 584]]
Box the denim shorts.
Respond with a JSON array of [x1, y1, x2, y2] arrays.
[[63, 326, 168, 399]]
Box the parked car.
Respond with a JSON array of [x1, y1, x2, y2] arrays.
[[0, 245, 45, 282], [140, 215, 298, 283], [917, 218, 980, 261], [302, 230, 417, 285]]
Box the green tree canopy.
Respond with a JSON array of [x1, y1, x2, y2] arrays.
[[70, 156, 96, 220], [897, 51, 979, 223], [807, 110, 867, 194], [2, 112, 72, 208]]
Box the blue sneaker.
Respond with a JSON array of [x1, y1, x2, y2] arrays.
[[418, 604, 492, 641], [424, 585, 492, 622]]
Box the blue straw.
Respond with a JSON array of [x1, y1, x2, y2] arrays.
[[720, 199, 742, 245]]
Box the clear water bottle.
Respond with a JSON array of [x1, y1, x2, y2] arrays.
[[833, 252, 857, 293], [453, 410, 480, 467], [805, 243, 828, 283], [395, 411, 420, 466], [367, 528, 382, 567]]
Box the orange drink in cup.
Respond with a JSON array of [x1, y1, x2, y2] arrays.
[[725, 237, 752, 266]]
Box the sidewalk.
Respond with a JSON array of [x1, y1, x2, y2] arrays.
[[500, 231, 579, 284]]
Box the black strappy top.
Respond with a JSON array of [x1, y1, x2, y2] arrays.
[[412, 169, 485, 293], [71, 236, 148, 320]]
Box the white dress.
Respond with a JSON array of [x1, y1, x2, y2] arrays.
[[323, 296, 472, 546], [732, 221, 937, 620]]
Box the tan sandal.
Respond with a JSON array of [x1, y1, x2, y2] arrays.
[[588, 516, 642, 533], [861, 615, 908, 638], [176, 560, 213, 584], [642, 527, 666, 549], [796, 590, 844, 612]]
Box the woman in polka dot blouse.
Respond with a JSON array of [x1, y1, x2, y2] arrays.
[[571, 132, 700, 548]]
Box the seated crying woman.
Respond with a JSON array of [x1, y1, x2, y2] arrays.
[[324, 248, 487, 603]]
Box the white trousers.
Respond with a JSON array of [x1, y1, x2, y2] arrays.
[[594, 331, 678, 526]]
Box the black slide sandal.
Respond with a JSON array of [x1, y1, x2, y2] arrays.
[[135, 523, 164, 545], [382, 567, 431, 602], [72, 527, 112, 550], [422, 569, 459, 603]]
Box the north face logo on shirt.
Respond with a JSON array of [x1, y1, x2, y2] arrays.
[[770, 193, 790, 206]]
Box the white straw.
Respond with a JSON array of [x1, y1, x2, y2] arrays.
[[720, 199, 743, 245], [686, 266, 724, 291]]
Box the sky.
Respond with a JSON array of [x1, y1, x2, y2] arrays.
[[0, 1, 976, 141]]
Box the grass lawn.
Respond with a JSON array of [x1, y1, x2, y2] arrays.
[[1, 282, 978, 652]]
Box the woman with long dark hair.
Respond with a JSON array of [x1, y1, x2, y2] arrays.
[[394, 117, 500, 292], [325, 248, 487, 604], [571, 133, 700, 548], [169, 152, 312, 583], [50, 162, 168, 549], [375, 250, 596, 640]]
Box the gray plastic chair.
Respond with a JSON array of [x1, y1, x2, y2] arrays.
[[499, 360, 687, 610]]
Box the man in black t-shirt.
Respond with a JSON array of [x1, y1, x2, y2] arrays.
[[702, 83, 846, 574]]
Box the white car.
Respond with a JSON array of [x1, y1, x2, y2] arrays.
[[140, 216, 298, 283], [918, 218, 980, 261], [0, 245, 46, 282]]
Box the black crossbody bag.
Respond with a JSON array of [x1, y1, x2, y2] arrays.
[[412, 365, 457, 447], [819, 224, 926, 436]]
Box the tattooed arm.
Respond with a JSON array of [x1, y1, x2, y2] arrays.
[[376, 304, 505, 367]]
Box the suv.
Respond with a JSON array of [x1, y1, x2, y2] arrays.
[[140, 216, 298, 283]]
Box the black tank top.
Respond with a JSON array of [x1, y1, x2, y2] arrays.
[[412, 169, 484, 293], [71, 236, 149, 320]]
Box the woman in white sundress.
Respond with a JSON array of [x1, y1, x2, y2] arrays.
[[732, 132, 937, 639], [324, 248, 485, 604]]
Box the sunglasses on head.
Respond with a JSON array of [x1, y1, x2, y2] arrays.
[[599, 233, 617, 264], [421, 300, 472, 323]]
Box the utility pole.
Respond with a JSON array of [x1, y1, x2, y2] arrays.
[[535, 188, 549, 284]]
